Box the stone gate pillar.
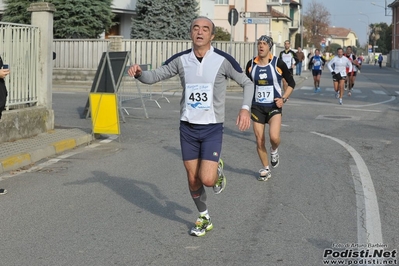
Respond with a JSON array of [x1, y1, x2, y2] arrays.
[[28, 2, 56, 113]]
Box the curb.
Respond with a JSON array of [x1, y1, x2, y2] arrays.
[[0, 134, 93, 175]]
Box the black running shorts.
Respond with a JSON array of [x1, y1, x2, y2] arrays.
[[251, 105, 282, 124]]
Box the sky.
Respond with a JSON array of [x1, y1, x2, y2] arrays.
[[301, 0, 392, 45]]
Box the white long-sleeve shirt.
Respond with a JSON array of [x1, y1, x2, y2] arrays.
[[138, 46, 254, 124], [327, 55, 352, 77]]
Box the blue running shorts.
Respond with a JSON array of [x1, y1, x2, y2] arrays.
[[179, 121, 223, 162]]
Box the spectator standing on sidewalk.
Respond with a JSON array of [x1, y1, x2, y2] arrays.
[[0, 55, 10, 120], [0, 55, 10, 195], [378, 54, 383, 68], [295, 47, 305, 76]]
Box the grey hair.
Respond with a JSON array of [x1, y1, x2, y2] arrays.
[[190, 16, 216, 35]]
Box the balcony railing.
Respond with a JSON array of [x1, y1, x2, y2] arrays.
[[289, 20, 300, 29]]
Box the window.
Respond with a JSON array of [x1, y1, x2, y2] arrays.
[[215, 0, 229, 4]]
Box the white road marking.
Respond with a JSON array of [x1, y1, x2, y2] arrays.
[[350, 165, 369, 244], [338, 108, 382, 112], [99, 135, 118, 143], [372, 90, 386, 95], [323, 88, 363, 93], [311, 132, 383, 245], [299, 86, 315, 90], [290, 96, 396, 108], [315, 115, 360, 120]]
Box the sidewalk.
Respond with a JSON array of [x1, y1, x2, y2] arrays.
[[0, 128, 93, 175]]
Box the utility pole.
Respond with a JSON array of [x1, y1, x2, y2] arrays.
[[300, 5, 303, 48]]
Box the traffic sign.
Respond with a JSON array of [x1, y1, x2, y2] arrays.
[[243, 18, 270, 24], [228, 8, 239, 26], [247, 12, 270, 18]]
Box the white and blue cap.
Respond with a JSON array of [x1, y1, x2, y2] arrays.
[[258, 35, 274, 49]]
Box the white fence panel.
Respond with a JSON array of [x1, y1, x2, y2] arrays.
[[52, 39, 288, 72], [0, 22, 39, 108], [53, 39, 109, 69], [54, 39, 258, 70]]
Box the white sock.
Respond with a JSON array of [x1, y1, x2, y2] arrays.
[[271, 148, 278, 154], [200, 210, 209, 219], [264, 166, 270, 171]]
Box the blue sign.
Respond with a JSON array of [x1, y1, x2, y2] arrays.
[[247, 18, 253, 24]]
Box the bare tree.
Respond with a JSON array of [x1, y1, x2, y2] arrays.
[[303, 0, 330, 48]]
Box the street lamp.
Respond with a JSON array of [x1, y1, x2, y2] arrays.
[[371, 1, 391, 16], [358, 19, 369, 55], [371, 2, 385, 8], [359, 12, 370, 59]]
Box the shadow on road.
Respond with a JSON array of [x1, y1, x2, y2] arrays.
[[64, 171, 193, 228]]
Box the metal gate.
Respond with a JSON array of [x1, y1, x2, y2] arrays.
[[0, 22, 40, 109]]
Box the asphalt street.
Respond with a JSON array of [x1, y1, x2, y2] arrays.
[[0, 64, 398, 266]]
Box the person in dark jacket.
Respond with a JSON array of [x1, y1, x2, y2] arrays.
[[0, 56, 10, 120], [0, 56, 10, 195], [378, 54, 383, 68]]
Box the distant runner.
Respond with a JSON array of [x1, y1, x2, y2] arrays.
[[309, 49, 326, 92], [344, 46, 360, 96], [327, 47, 352, 105]]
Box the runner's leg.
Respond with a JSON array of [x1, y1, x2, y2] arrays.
[[253, 122, 268, 167], [269, 114, 282, 152], [316, 73, 321, 89]]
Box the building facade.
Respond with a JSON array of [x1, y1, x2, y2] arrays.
[[0, 0, 301, 43], [388, 0, 399, 68], [212, 0, 301, 46], [388, 0, 399, 50], [108, 0, 137, 39], [326, 27, 358, 48]]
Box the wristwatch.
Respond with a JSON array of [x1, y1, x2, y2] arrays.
[[282, 98, 287, 103]]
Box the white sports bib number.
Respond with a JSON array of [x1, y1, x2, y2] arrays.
[[340, 70, 347, 77], [314, 60, 321, 66], [281, 54, 292, 68], [255, 85, 274, 103], [185, 83, 212, 110]]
